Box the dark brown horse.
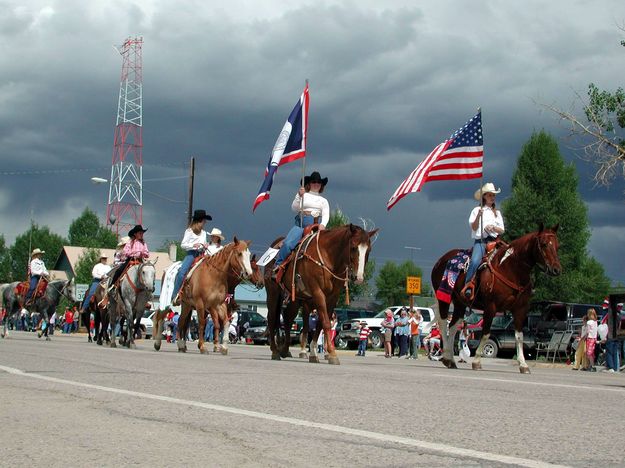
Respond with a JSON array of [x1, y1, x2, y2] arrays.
[[431, 224, 561, 373], [264, 224, 378, 365]]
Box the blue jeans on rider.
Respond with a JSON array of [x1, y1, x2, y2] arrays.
[[465, 238, 493, 284], [275, 215, 316, 267], [81, 279, 100, 311], [25, 275, 41, 301], [173, 250, 201, 297]]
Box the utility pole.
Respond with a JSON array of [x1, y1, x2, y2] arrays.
[[187, 156, 195, 225]]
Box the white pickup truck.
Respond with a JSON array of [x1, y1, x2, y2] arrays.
[[337, 306, 436, 349]]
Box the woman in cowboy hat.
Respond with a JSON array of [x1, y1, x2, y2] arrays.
[[109, 225, 150, 287], [25, 248, 49, 302], [172, 210, 212, 302], [113, 236, 131, 266], [273, 171, 330, 273], [206, 227, 225, 256], [463, 182, 505, 298], [80, 253, 112, 314]]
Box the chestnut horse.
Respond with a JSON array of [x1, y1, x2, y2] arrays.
[[155, 238, 253, 354], [264, 224, 378, 365], [431, 224, 561, 373]]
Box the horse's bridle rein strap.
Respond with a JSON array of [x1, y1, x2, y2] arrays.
[[486, 259, 530, 297], [123, 260, 143, 294]]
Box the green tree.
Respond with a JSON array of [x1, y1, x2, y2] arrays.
[[0, 235, 12, 282], [501, 130, 610, 302], [327, 206, 375, 305], [68, 207, 117, 248], [74, 248, 102, 284], [375, 260, 425, 307], [9, 223, 67, 280]]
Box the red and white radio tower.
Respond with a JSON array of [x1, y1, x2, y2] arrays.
[[106, 36, 144, 237]]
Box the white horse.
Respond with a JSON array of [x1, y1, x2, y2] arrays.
[[108, 260, 156, 349]]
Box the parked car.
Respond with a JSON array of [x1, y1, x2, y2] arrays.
[[467, 313, 541, 358], [337, 306, 435, 349], [240, 311, 268, 344]]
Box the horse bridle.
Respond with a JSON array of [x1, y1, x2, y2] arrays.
[[534, 232, 558, 272]]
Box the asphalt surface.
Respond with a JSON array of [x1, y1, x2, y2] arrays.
[[1, 331, 624, 468]]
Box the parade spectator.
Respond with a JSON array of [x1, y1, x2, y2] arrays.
[[171, 312, 179, 343], [327, 312, 338, 353], [63, 307, 73, 334], [458, 321, 470, 363], [603, 303, 622, 373], [583, 308, 598, 372], [424, 323, 442, 359], [49, 310, 56, 335], [307, 309, 318, 351], [356, 321, 371, 356], [572, 315, 588, 370], [204, 314, 214, 342], [408, 309, 422, 359], [395, 308, 410, 358], [381, 310, 395, 358], [317, 329, 324, 354], [72, 306, 79, 333]]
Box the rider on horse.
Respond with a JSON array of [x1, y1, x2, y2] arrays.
[[79, 253, 111, 315], [109, 225, 150, 289], [272, 171, 330, 280], [206, 228, 225, 255], [172, 209, 212, 305], [25, 248, 49, 304], [463, 182, 505, 299]]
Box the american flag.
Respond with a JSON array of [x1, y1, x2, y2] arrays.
[[387, 111, 483, 211], [253, 84, 309, 212]]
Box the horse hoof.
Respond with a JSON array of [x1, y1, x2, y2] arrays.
[[97, 340, 103, 346], [129, 343, 136, 350], [285, 351, 293, 358], [328, 356, 340, 365], [178, 347, 186, 353], [88, 337, 92, 343], [299, 352, 308, 359], [213, 346, 220, 353], [110, 343, 116, 348], [472, 362, 482, 370], [221, 348, 228, 355], [280, 351, 290, 359], [309, 356, 320, 364], [154, 342, 161, 351], [324, 354, 330, 360], [200, 347, 208, 354], [520, 366, 531, 374], [45, 337, 51, 341], [442, 358, 458, 369], [271, 354, 281, 361]]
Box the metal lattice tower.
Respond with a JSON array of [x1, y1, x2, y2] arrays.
[[106, 36, 144, 237]]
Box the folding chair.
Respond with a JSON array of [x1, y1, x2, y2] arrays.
[[552, 331, 573, 363], [536, 330, 563, 361]]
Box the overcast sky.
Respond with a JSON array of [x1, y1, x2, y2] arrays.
[[1, 0, 624, 286]]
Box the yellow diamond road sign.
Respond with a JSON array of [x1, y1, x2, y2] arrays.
[[406, 276, 421, 295]]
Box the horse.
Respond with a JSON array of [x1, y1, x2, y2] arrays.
[[264, 224, 378, 365], [431, 224, 562, 373], [164, 238, 253, 355], [84, 282, 114, 345], [107, 260, 156, 349], [1, 278, 76, 339]]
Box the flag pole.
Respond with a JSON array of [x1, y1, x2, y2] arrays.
[[477, 107, 484, 239], [299, 79, 309, 227]]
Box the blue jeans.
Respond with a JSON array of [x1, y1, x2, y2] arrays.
[[358, 339, 367, 355], [81, 279, 100, 310], [63, 322, 71, 334], [275, 215, 316, 267], [25, 275, 40, 301], [397, 334, 409, 356], [173, 250, 201, 297], [606, 339, 620, 371], [465, 240, 487, 284], [204, 320, 214, 341]]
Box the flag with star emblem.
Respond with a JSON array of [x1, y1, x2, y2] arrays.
[[387, 111, 483, 210]]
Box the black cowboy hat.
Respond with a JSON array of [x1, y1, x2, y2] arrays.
[[302, 171, 328, 186], [192, 209, 212, 222], [128, 224, 148, 237]]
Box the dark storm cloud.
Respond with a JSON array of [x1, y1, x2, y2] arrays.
[[1, 0, 624, 284]]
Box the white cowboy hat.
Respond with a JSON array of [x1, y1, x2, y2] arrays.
[[209, 228, 225, 240], [474, 182, 501, 201], [100, 253, 108, 259], [117, 236, 131, 247], [31, 248, 45, 256]]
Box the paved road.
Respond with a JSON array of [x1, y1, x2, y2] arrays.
[[1, 331, 623, 467]]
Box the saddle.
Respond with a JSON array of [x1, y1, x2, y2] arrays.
[[172, 255, 208, 305], [14, 278, 48, 306], [460, 239, 510, 300], [275, 231, 319, 300]]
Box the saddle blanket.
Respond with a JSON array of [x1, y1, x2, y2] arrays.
[[436, 249, 470, 304]]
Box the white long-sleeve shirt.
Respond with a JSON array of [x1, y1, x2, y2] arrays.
[[180, 228, 207, 251], [30, 258, 48, 276], [91, 263, 112, 279], [291, 191, 330, 226], [469, 206, 505, 240], [206, 243, 223, 256]]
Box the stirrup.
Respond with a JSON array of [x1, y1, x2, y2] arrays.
[[172, 293, 181, 306], [461, 282, 475, 300]]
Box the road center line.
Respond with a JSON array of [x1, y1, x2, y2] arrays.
[[0, 364, 568, 468]]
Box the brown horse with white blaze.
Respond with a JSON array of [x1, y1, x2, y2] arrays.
[[265, 224, 378, 365], [173, 238, 253, 354], [431, 224, 561, 373]]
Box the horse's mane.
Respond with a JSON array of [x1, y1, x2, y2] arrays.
[[491, 229, 547, 264], [204, 240, 247, 268], [321, 224, 368, 242]]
